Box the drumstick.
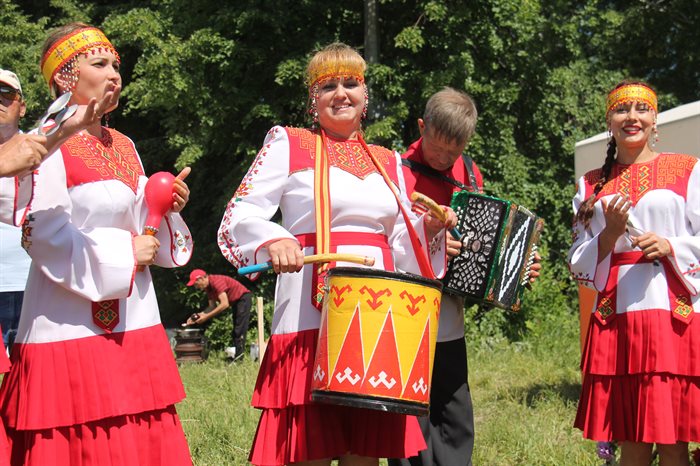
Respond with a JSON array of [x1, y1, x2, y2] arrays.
[[410, 192, 462, 239], [237, 253, 376, 275]]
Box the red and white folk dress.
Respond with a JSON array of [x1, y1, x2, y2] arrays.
[[218, 126, 446, 465], [0, 128, 194, 466], [569, 153, 700, 443]]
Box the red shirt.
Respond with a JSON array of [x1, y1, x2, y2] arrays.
[[401, 137, 483, 203], [206, 274, 250, 304]]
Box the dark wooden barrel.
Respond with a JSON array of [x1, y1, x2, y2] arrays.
[[174, 328, 208, 363]]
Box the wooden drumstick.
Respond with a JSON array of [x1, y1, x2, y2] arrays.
[[237, 253, 375, 275], [410, 191, 462, 239]]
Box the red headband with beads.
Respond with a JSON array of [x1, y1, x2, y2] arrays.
[[41, 27, 120, 88]]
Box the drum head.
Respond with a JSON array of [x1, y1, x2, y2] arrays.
[[328, 266, 443, 292]]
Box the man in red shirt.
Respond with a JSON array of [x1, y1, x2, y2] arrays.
[[186, 269, 252, 360]]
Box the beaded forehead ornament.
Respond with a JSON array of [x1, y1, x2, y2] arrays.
[[606, 83, 658, 116], [41, 27, 120, 87], [306, 61, 365, 88]]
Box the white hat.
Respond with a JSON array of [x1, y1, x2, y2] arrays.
[[0, 69, 22, 95]]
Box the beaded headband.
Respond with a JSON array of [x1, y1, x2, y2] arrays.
[[606, 83, 658, 116], [41, 27, 120, 87], [306, 61, 365, 88]]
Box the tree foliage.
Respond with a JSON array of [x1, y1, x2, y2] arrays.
[[1, 0, 697, 336]]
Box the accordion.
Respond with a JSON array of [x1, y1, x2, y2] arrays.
[[443, 191, 544, 311]]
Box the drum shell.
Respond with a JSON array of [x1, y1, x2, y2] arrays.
[[174, 328, 208, 363], [311, 267, 442, 416]]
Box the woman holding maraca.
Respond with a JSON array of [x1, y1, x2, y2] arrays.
[[0, 22, 193, 466]]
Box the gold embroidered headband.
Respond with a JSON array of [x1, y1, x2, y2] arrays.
[[306, 61, 365, 88], [606, 84, 658, 116], [41, 27, 120, 87]]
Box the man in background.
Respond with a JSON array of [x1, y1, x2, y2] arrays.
[[185, 269, 252, 361], [0, 69, 32, 350]]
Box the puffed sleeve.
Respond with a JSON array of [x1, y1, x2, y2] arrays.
[[568, 177, 611, 292], [218, 126, 297, 280], [20, 149, 137, 302], [0, 173, 33, 226], [388, 150, 447, 279], [665, 163, 700, 295]]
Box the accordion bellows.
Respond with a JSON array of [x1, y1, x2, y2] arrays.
[[443, 191, 544, 311]]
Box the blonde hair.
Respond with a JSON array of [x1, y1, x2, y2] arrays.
[[423, 87, 478, 145], [305, 42, 366, 87]]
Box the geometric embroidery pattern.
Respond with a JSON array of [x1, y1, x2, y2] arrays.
[[287, 127, 397, 183], [597, 297, 614, 320], [62, 128, 144, 193], [587, 153, 696, 205], [674, 296, 693, 319], [92, 299, 119, 332]]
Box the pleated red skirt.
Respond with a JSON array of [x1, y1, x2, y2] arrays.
[[248, 329, 426, 466], [576, 308, 700, 444], [6, 405, 191, 466]]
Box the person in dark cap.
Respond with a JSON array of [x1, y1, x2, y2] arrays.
[[185, 269, 252, 360]]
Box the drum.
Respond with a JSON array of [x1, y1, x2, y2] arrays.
[[174, 328, 208, 363], [311, 267, 442, 416], [443, 191, 544, 311]]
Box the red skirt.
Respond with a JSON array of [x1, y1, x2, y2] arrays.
[[249, 329, 426, 465], [6, 405, 191, 466], [577, 309, 700, 443]]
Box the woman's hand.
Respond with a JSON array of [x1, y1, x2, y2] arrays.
[[424, 205, 458, 240], [266, 238, 304, 274], [57, 84, 121, 137], [171, 167, 191, 213], [631, 232, 672, 259], [599, 194, 630, 249], [134, 234, 160, 266]]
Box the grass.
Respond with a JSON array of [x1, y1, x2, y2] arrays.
[[177, 326, 604, 466]]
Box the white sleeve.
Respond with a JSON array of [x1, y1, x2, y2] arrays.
[[388, 150, 447, 278], [665, 163, 700, 295], [21, 148, 137, 302], [568, 176, 610, 292], [0, 174, 33, 226], [218, 126, 297, 280]]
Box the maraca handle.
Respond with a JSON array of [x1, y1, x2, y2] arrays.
[[137, 228, 159, 272]]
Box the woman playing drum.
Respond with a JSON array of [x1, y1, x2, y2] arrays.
[[570, 80, 700, 465], [0, 22, 194, 466], [218, 43, 455, 466]]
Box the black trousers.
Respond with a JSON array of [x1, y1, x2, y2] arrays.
[[388, 337, 474, 466], [231, 292, 252, 356]]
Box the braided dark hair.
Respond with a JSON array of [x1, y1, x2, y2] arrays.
[[576, 138, 617, 229]]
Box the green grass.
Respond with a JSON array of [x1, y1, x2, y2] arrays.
[[178, 330, 603, 466]]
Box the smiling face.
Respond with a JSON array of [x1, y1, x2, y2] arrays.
[[607, 101, 656, 152], [316, 76, 365, 139]]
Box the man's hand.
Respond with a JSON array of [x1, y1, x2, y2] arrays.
[[0, 134, 48, 178]]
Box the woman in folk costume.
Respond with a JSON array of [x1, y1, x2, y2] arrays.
[[570, 80, 700, 466], [218, 43, 455, 466], [0, 22, 194, 466]]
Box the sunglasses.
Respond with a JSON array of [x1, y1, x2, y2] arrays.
[[0, 86, 22, 102]]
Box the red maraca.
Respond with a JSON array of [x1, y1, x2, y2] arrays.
[[144, 171, 176, 235], [139, 171, 175, 271]]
